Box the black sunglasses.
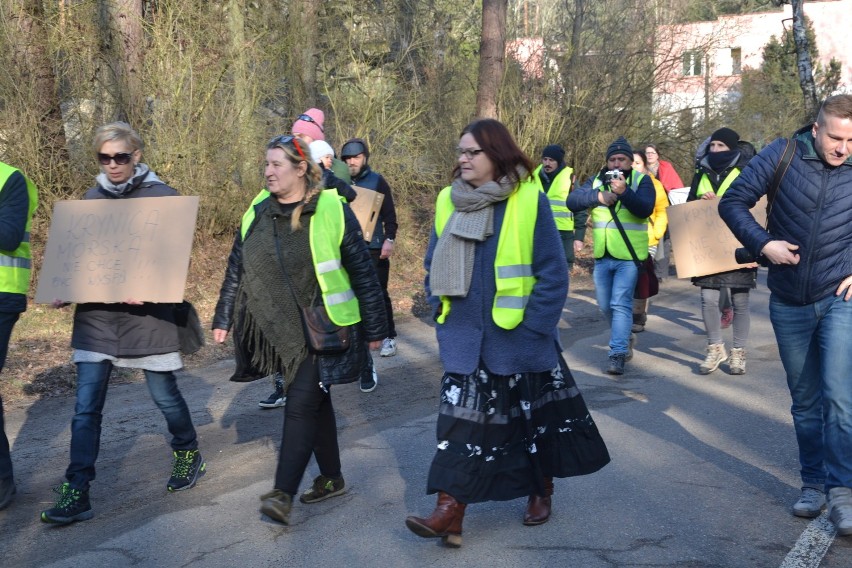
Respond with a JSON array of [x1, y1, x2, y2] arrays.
[[268, 135, 308, 161], [295, 114, 324, 132], [97, 152, 133, 166]]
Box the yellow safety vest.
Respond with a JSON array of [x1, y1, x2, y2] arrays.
[[533, 164, 575, 231], [240, 190, 360, 326], [433, 178, 539, 330], [695, 168, 741, 198], [0, 163, 37, 294], [590, 172, 649, 261]]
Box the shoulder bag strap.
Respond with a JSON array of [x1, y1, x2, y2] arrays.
[[765, 138, 796, 224], [608, 204, 642, 268]]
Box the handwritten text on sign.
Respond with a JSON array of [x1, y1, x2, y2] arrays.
[[35, 196, 199, 304], [667, 196, 766, 279]]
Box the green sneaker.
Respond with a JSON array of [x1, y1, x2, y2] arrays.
[[167, 450, 206, 492], [300, 474, 345, 504], [40, 483, 94, 524]]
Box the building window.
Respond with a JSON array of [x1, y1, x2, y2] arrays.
[[682, 50, 703, 76], [731, 47, 742, 75]]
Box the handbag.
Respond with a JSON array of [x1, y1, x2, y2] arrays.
[[633, 257, 659, 300], [273, 224, 351, 355], [608, 204, 659, 300], [173, 300, 205, 355]]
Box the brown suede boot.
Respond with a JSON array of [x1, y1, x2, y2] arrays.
[[523, 477, 554, 526], [405, 491, 466, 547]]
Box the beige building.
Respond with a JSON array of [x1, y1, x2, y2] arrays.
[[653, 0, 852, 123]]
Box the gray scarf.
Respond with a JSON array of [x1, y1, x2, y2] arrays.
[[95, 164, 151, 196], [430, 174, 518, 297]]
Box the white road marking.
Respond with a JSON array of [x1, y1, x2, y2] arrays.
[[779, 513, 836, 568]]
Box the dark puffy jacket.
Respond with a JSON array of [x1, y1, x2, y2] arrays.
[[213, 195, 387, 385], [719, 127, 852, 305], [71, 172, 181, 356]]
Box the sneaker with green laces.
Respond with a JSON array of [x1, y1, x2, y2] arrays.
[[40, 482, 94, 524], [299, 474, 346, 504], [167, 449, 206, 492]]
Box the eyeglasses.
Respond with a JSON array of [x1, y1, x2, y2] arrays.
[[455, 147, 484, 160], [97, 152, 133, 166], [295, 114, 324, 133], [269, 135, 308, 161]]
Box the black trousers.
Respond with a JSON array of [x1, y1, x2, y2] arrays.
[[0, 312, 20, 481], [274, 357, 341, 495], [369, 249, 396, 338]]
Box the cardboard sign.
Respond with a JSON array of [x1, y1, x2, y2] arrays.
[[35, 196, 199, 304], [667, 196, 766, 278], [350, 185, 384, 241]]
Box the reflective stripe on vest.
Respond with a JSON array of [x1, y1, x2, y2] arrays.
[[0, 163, 37, 294], [590, 172, 649, 261], [695, 168, 740, 199], [240, 189, 360, 326], [534, 164, 574, 230], [433, 178, 538, 330]]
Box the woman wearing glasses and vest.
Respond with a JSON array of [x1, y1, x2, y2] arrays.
[[687, 127, 756, 376], [405, 119, 609, 547], [212, 135, 387, 525]]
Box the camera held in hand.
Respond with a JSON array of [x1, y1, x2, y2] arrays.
[[734, 247, 769, 267], [604, 169, 622, 183]]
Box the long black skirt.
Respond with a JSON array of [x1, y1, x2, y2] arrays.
[[426, 352, 610, 504]]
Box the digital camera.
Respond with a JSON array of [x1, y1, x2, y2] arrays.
[[734, 247, 769, 267], [604, 169, 622, 182]]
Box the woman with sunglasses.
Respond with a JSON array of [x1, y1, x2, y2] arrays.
[[212, 135, 387, 525], [404, 119, 610, 547], [41, 122, 205, 525]]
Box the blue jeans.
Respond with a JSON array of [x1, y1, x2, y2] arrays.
[[66, 361, 198, 490], [769, 293, 852, 491], [593, 257, 639, 356]]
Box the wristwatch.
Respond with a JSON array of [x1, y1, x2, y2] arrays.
[[386, 238, 394, 243]]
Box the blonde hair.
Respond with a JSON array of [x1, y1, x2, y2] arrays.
[[92, 122, 144, 154], [267, 136, 323, 231]]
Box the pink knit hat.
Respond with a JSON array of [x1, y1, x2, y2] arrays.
[[291, 108, 325, 142]]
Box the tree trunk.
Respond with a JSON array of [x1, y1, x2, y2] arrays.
[[109, 0, 145, 123], [475, 0, 507, 119], [289, 0, 318, 110], [9, 0, 70, 178], [790, 0, 819, 122]]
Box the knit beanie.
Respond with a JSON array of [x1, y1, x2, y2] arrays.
[[710, 127, 739, 151], [542, 144, 566, 164], [309, 140, 334, 164], [606, 136, 633, 160], [292, 108, 325, 142]]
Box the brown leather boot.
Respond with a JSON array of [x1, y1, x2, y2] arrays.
[[523, 477, 554, 526], [405, 491, 466, 547]]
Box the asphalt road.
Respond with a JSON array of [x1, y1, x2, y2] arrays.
[[1, 273, 850, 567]]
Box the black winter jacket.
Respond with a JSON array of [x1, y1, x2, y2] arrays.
[[71, 172, 182, 356], [213, 194, 387, 386], [719, 127, 852, 304]]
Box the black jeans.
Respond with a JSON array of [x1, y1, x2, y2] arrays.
[[369, 249, 396, 338], [0, 311, 20, 481], [274, 357, 341, 495]]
